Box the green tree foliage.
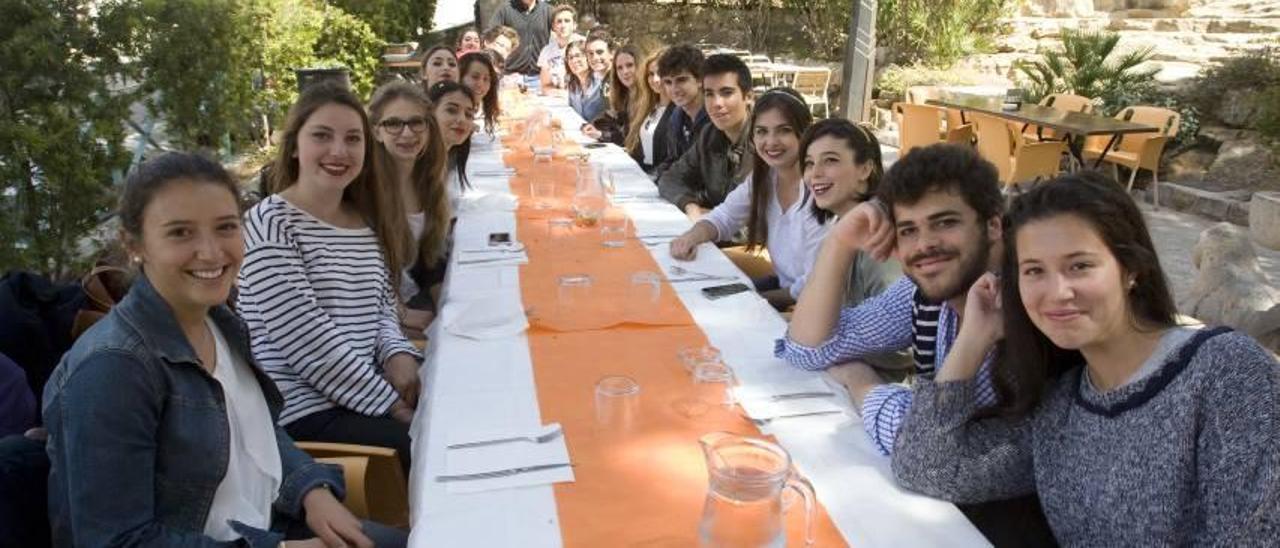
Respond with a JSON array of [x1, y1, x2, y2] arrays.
[[0, 0, 131, 278], [328, 0, 436, 44], [97, 0, 264, 151], [1016, 29, 1158, 111], [875, 0, 1011, 67]]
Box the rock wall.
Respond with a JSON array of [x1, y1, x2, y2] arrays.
[[971, 0, 1280, 85]]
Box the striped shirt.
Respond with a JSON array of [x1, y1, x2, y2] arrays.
[[238, 195, 420, 425], [774, 277, 997, 455]]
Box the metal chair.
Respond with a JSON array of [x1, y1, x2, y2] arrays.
[[1082, 106, 1181, 208]]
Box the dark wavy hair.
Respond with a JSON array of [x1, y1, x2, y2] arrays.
[[428, 80, 475, 191], [608, 45, 643, 121], [993, 170, 1178, 417], [798, 118, 884, 223], [458, 51, 500, 134], [656, 44, 704, 79], [877, 143, 1002, 225], [744, 88, 812, 252]]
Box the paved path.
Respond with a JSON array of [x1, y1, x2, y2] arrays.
[[1142, 204, 1280, 305]]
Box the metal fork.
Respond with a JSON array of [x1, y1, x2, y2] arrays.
[[435, 462, 572, 482], [669, 265, 735, 281], [446, 425, 564, 450], [749, 410, 844, 425]]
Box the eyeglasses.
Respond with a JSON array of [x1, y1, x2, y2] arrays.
[[379, 117, 427, 134]]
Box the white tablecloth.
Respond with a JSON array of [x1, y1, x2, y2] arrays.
[[407, 96, 989, 547]]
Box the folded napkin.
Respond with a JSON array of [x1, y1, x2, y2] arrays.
[[458, 192, 519, 213], [441, 295, 529, 340], [442, 424, 573, 494], [735, 378, 844, 420]]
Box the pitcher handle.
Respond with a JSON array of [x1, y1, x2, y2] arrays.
[[784, 473, 817, 546]]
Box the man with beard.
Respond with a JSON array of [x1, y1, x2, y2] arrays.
[[776, 143, 1004, 456]]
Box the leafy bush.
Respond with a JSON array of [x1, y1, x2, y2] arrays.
[[876, 0, 1012, 67], [1256, 86, 1280, 141], [0, 0, 131, 278], [1183, 48, 1280, 139], [875, 63, 988, 103], [328, 0, 436, 44], [1016, 29, 1158, 109]]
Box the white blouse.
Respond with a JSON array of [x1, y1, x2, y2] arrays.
[[640, 108, 664, 166], [700, 170, 829, 298], [203, 319, 282, 541]]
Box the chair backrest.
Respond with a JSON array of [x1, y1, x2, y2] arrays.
[[894, 103, 946, 156], [297, 441, 410, 528], [905, 86, 941, 105], [791, 69, 830, 96], [316, 456, 371, 518], [1040, 93, 1094, 114], [1111, 106, 1181, 155], [971, 113, 1015, 182]]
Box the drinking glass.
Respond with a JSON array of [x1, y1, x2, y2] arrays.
[[531, 179, 556, 210], [599, 209, 629, 248], [594, 375, 640, 435], [626, 271, 662, 317], [678, 345, 724, 374], [556, 273, 593, 317], [693, 361, 736, 407]]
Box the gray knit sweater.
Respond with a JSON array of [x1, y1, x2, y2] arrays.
[[892, 327, 1280, 545]]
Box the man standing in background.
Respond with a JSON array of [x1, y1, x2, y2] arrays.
[[489, 0, 552, 92]]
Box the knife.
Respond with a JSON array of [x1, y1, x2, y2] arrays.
[[436, 462, 572, 482], [769, 391, 836, 401]]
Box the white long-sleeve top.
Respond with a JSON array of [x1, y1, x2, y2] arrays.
[[237, 195, 420, 425], [700, 170, 828, 298]]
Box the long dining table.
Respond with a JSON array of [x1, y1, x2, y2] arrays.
[[406, 94, 991, 547]]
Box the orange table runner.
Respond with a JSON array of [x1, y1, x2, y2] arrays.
[[505, 145, 847, 547]]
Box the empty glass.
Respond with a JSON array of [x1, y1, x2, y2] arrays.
[[556, 273, 593, 317], [600, 209, 629, 248], [678, 345, 723, 374], [692, 361, 736, 407], [594, 375, 640, 435], [531, 179, 556, 210], [626, 271, 662, 317], [547, 217, 574, 239]]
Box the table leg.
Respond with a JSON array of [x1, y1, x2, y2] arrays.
[[1092, 134, 1120, 169]]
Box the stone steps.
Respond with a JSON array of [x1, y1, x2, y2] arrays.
[[1145, 182, 1253, 227]]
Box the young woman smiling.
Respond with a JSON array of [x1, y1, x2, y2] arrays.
[[668, 89, 825, 306], [419, 45, 459, 90], [43, 152, 406, 547], [564, 38, 606, 122], [369, 81, 450, 334], [625, 48, 674, 174], [892, 171, 1280, 545], [458, 51, 501, 135], [237, 82, 421, 475], [427, 80, 478, 214], [584, 45, 642, 146]]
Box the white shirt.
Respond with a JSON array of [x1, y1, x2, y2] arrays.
[[536, 33, 584, 88], [401, 211, 426, 301], [700, 170, 828, 298], [446, 167, 463, 217], [640, 107, 664, 165], [203, 319, 282, 541]]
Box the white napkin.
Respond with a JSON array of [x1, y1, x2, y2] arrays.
[[442, 424, 573, 494], [735, 378, 844, 420], [459, 192, 519, 213], [441, 295, 529, 340]]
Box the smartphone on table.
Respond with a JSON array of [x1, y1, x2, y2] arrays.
[[701, 282, 751, 300]]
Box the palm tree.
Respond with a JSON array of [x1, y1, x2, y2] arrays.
[[1017, 28, 1158, 107]]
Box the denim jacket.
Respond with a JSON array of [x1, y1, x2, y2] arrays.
[[43, 274, 345, 547]]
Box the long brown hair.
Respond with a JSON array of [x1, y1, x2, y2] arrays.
[[608, 45, 643, 121], [368, 81, 450, 267], [458, 51, 501, 135], [269, 81, 410, 283], [624, 47, 666, 156], [564, 38, 593, 94], [744, 88, 812, 252]]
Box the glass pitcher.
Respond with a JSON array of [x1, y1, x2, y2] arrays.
[[698, 432, 815, 547], [572, 163, 606, 227]]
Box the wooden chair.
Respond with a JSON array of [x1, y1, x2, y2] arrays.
[[1083, 106, 1180, 208], [297, 442, 410, 528], [791, 68, 832, 118], [972, 113, 1067, 190]]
